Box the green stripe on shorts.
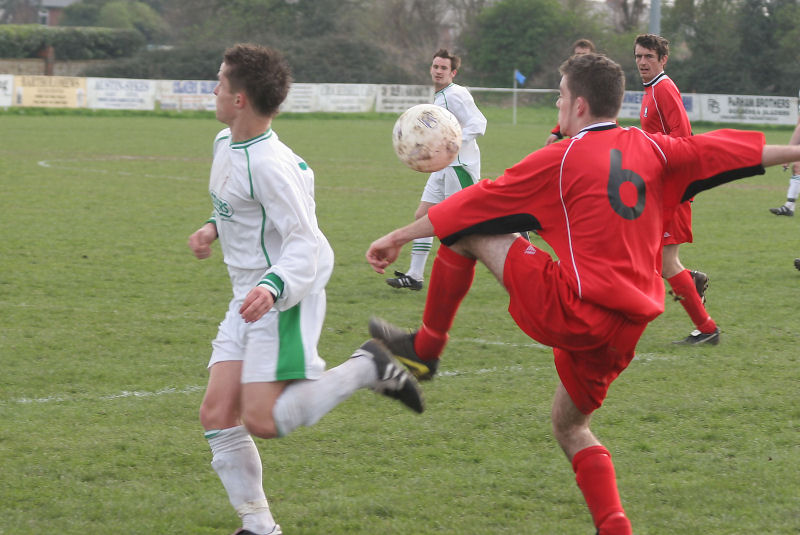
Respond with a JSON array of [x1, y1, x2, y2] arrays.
[[453, 165, 475, 190], [276, 304, 306, 380]]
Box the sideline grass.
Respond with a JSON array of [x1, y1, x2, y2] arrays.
[[0, 109, 798, 534]]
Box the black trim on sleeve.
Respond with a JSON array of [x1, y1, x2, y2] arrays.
[[440, 214, 542, 246], [681, 165, 766, 202]]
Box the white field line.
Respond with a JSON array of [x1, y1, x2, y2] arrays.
[[9, 385, 206, 405], [4, 338, 674, 406], [37, 157, 200, 182]]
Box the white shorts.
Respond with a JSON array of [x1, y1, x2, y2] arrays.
[[208, 287, 327, 383], [421, 164, 478, 204]]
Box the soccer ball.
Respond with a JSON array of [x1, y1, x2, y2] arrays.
[[392, 104, 462, 173]]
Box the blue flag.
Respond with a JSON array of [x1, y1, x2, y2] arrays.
[[514, 69, 526, 85]]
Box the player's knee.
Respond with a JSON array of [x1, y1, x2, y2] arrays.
[[551, 405, 591, 452], [242, 417, 279, 439], [661, 258, 683, 278], [199, 401, 218, 430], [241, 406, 280, 439], [199, 399, 239, 431], [551, 417, 572, 444]]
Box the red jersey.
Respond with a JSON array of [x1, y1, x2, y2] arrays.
[[641, 72, 694, 242], [428, 124, 765, 323], [640, 72, 691, 137]]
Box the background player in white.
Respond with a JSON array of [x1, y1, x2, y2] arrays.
[[188, 44, 423, 535], [769, 102, 800, 217], [386, 49, 487, 291]]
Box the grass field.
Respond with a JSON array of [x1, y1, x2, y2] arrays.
[[1, 107, 798, 535]]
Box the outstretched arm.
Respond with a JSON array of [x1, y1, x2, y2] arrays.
[[763, 143, 800, 168], [366, 216, 435, 274]]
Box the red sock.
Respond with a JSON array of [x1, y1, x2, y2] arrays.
[[667, 270, 716, 333], [572, 445, 631, 535], [413, 245, 476, 359]]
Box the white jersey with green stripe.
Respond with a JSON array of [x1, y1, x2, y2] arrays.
[[208, 128, 334, 310], [434, 83, 487, 175]]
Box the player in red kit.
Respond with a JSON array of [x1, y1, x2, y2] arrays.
[[365, 53, 800, 534], [545, 38, 596, 146], [635, 33, 719, 345]]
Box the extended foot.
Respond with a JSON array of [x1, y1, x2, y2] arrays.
[[795, 258, 800, 271], [690, 270, 709, 304], [673, 327, 720, 345], [385, 270, 424, 290], [356, 339, 424, 413], [369, 317, 439, 380], [769, 205, 794, 216]]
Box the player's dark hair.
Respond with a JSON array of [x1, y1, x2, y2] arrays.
[[634, 34, 669, 60], [433, 49, 460, 72], [571, 38, 596, 53], [559, 53, 624, 118], [223, 44, 292, 117]]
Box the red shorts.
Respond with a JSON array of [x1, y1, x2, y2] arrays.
[[503, 238, 647, 414], [663, 201, 693, 245]]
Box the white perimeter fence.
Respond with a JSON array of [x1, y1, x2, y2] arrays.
[[0, 74, 797, 126]]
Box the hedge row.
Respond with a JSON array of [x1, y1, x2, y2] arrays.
[[0, 25, 144, 60]]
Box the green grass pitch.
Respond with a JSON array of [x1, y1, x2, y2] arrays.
[[0, 107, 798, 534]]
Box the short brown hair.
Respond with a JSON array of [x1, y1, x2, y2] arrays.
[[634, 34, 669, 60], [559, 53, 625, 119], [223, 44, 292, 117], [433, 49, 460, 72], [572, 39, 596, 53]]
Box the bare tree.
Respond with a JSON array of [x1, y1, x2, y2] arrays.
[[361, 0, 452, 83], [444, 0, 493, 30], [606, 0, 647, 31]]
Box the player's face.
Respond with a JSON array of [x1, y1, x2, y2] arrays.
[[430, 57, 456, 91], [556, 75, 577, 137], [634, 44, 667, 83], [213, 62, 238, 125], [573, 46, 592, 55]]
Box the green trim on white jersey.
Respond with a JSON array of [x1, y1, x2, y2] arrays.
[[258, 272, 285, 298], [276, 304, 305, 380]]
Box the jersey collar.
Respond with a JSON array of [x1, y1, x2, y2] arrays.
[[230, 129, 273, 149], [642, 71, 667, 88], [577, 122, 618, 135], [435, 83, 455, 95]]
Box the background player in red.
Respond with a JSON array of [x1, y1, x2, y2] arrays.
[[365, 53, 800, 534], [635, 33, 719, 345], [544, 38, 596, 146]]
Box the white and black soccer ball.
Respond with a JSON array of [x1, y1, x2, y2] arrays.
[[392, 104, 462, 173]]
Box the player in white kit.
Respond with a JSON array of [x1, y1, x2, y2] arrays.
[[386, 49, 487, 291], [768, 92, 800, 217], [188, 44, 423, 535]]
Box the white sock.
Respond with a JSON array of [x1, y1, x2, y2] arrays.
[[206, 426, 276, 534], [407, 237, 433, 280], [786, 175, 800, 210], [272, 351, 376, 437]]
